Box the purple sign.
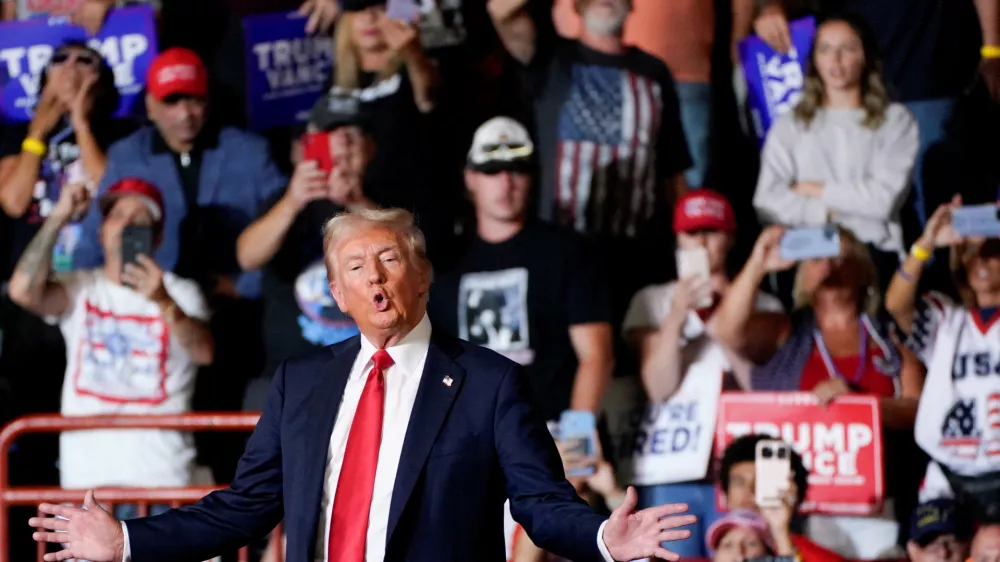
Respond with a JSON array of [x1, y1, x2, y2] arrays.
[[244, 10, 333, 131], [739, 17, 816, 147], [0, 5, 158, 122]]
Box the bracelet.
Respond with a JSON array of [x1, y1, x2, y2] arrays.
[[982, 45, 1000, 59], [21, 137, 46, 157], [897, 268, 915, 283], [910, 244, 931, 262]]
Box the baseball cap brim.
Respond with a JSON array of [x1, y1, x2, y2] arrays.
[[467, 157, 533, 174], [99, 192, 163, 223]]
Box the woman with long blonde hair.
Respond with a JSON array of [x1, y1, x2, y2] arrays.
[[752, 14, 918, 286]]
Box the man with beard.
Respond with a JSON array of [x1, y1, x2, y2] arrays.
[[489, 0, 693, 376]]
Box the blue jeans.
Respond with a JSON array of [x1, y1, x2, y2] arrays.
[[902, 97, 959, 229], [675, 82, 713, 189], [637, 481, 721, 558]]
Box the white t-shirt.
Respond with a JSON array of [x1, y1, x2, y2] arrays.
[[55, 269, 209, 489], [622, 281, 784, 383], [912, 292, 1000, 477]]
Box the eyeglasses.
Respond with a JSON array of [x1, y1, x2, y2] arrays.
[[49, 50, 101, 68]]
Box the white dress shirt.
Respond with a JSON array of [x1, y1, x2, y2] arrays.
[[121, 313, 616, 562]]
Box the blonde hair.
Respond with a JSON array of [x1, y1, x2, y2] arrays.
[[322, 207, 432, 280], [792, 16, 890, 130], [791, 226, 880, 317], [334, 13, 403, 90]]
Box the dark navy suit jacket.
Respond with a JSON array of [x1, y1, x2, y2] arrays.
[[125, 331, 607, 562]]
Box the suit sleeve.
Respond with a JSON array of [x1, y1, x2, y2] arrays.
[[123, 362, 288, 562], [495, 364, 607, 562]]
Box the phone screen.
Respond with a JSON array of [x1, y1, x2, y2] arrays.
[[386, 0, 420, 22], [755, 440, 792, 508], [952, 204, 1000, 238], [121, 224, 153, 282], [559, 410, 596, 477]]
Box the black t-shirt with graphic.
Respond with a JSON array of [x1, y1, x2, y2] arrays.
[[527, 38, 692, 241], [428, 220, 612, 421], [0, 118, 133, 279], [257, 194, 359, 377]]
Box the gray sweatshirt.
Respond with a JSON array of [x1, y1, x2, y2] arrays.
[[753, 104, 918, 254]]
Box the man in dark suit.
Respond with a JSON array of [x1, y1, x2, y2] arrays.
[[29, 208, 696, 562]]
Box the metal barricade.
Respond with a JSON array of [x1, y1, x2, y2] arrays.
[[0, 413, 284, 562]]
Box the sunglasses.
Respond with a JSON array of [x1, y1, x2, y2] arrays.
[[49, 50, 101, 68]]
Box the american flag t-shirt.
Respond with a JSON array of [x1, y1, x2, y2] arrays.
[[555, 64, 662, 238]]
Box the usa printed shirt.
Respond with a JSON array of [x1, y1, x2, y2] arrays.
[[531, 39, 691, 239]]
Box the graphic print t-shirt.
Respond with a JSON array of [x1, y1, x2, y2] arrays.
[[0, 119, 131, 277], [56, 269, 208, 489], [259, 197, 358, 377], [529, 39, 691, 239], [428, 221, 611, 420], [909, 292, 1000, 473]]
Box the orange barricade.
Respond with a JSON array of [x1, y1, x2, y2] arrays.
[[0, 413, 284, 562]]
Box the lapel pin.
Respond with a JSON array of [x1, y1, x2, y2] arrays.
[[442, 376, 453, 387]]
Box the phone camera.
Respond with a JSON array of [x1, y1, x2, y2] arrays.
[[777, 448, 788, 460], [761, 447, 773, 459]]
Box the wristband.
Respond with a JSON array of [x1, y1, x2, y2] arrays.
[[982, 45, 1000, 59], [897, 268, 915, 283], [910, 244, 931, 263], [21, 137, 46, 157]]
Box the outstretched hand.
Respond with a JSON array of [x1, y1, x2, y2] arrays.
[[602, 487, 696, 562], [29, 490, 125, 562]]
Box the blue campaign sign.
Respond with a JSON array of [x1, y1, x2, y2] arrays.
[[243, 10, 334, 131], [0, 5, 158, 122], [739, 17, 816, 147]]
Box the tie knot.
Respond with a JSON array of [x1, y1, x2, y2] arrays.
[[372, 349, 395, 372]]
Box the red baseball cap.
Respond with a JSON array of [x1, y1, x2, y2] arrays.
[[99, 178, 166, 234], [673, 189, 736, 234], [146, 48, 208, 101]]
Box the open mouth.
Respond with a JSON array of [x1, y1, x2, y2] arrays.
[[372, 290, 389, 312]]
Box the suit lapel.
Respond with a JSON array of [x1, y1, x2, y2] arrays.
[[385, 336, 466, 544], [301, 338, 360, 561]]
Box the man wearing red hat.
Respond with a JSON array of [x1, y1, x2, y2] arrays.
[[74, 47, 288, 302], [7, 177, 213, 506], [618, 189, 783, 558]]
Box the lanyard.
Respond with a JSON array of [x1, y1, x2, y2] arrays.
[[814, 320, 868, 384]]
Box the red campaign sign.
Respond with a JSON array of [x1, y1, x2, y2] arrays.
[[714, 392, 884, 516]]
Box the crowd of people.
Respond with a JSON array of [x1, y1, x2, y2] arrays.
[[2, 0, 1000, 560]]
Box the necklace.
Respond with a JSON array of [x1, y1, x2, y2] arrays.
[[813, 319, 868, 384]]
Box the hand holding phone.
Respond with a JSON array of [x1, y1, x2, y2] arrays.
[[558, 410, 596, 477], [121, 224, 153, 273], [755, 440, 792, 508], [676, 247, 713, 309], [779, 226, 840, 262]]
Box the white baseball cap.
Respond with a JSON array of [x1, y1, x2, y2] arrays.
[[467, 117, 535, 173]]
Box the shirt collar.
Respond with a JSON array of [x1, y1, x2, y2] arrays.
[[355, 313, 432, 380]]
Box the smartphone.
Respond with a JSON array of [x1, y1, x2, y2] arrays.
[[779, 226, 841, 262], [676, 247, 713, 309], [951, 204, 1000, 238], [559, 410, 596, 477], [121, 224, 153, 282], [755, 439, 792, 508], [301, 131, 335, 175], [386, 0, 420, 22]]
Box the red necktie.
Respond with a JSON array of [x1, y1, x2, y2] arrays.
[[328, 349, 394, 562]]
